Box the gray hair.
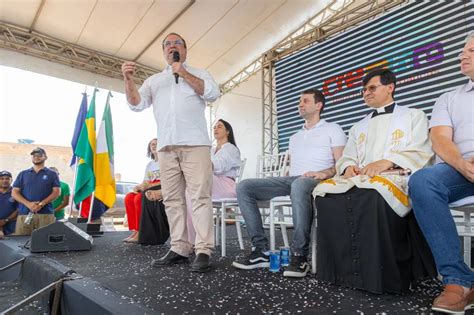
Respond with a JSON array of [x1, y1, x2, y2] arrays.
[[466, 31, 474, 43]]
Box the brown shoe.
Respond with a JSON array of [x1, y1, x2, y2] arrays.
[[432, 284, 473, 314]]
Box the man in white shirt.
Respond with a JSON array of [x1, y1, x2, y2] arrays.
[[232, 88, 347, 278], [121, 33, 221, 273], [409, 32, 474, 314]]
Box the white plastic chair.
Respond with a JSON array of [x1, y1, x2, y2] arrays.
[[255, 151, 291, 250], [450, 196, 474, 267], [213, 158, 246, 257]]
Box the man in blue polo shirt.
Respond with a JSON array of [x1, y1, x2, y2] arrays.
[[12, 147, 60, 235], [0, 170, 18, 239]]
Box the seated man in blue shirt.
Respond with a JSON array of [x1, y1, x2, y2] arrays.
[[12, 147, 60, 235], [0, 170, 18, 239]]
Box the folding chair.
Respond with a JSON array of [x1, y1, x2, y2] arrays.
[[254, 151, 291, 250], [450, 196, 474, 268], [213, 158, 246, 257]]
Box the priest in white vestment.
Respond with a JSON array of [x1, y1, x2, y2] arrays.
[[313, 68, 437, 294]]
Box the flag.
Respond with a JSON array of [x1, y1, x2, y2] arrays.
[[74, 89, 97, 204], [70, 92, 88, 167], [94, 91, 116, 210]]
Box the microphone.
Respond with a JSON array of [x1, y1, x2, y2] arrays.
[[173, 51, 180, 84]]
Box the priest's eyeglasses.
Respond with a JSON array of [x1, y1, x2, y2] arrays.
[[360, 84, 383, 95]]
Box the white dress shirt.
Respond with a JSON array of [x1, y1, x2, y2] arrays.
[[211, 143, 241, 178], [128, 63, 221, 151]]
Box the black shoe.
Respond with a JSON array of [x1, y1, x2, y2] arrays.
[[232, 250, 270, 270], [191, 253, 211, 273], [283, 255, 310, 278], [151, 250, 188, 267]]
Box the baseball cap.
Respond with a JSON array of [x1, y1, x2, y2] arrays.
[[30, 147, 47, 156], [0, 170, 12, 178]]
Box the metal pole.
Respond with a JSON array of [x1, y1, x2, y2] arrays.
[[87, 192, 95, 223], [68, 162, 79, 218]]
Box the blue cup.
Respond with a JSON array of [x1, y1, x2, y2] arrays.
[[269, 250, 280, 272], [280, 247, 290, 267]]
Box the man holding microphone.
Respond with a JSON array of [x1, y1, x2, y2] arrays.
[[121, 32, 221, 273]]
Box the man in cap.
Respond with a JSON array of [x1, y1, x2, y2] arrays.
[[12, 147, 60, 235], [0, 170, 18, 239]]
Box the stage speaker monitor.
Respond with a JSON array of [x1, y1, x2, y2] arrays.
[[30, 221, 93, 253]]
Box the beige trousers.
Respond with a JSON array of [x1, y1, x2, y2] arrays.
[[158, 146, 214, 256], [15, 214, 56, 235]]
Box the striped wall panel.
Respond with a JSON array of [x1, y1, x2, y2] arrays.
[[275, 0, 474, 152]]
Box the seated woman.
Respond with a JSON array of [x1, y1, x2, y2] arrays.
[[138, 185, 170, 245], [147, 119, 242, 243], [123, 138, 161, 243], [187, 119, 241, 242]]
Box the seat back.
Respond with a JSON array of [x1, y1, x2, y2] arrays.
[[256, 151, 289, 179], [235, 158, 247, 184]]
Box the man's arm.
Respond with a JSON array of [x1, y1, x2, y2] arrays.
[[173, 63, 205, 96], [39, 187, 61, 210], [302, 146, 345, 180], [0, 210, 18, 227], [54, 194, 69, 212], [11, 188, 40, 212], [431, 126, 474, 182], [121, 62, 141, 105]]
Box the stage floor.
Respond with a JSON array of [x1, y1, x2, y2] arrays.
[[0, 228, 455, 314]]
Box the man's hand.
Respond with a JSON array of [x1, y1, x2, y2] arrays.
[[455, 157, 474, 182], [343, 165, 360, 179], [171, 62, 187, 77], [360, 159, 394, 178], [121, 62, 136, 81], [28, 201, 41, 212], [302, 171, 326, 180]]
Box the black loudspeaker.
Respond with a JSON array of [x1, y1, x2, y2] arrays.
[[68, 217, 103, 236], [30, 221, 93, 253]]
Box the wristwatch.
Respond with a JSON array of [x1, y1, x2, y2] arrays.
[[38, 202, 44, 207], [4, 218, 9, 223]]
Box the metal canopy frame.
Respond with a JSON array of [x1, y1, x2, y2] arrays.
[[0, 21, 158, 85]]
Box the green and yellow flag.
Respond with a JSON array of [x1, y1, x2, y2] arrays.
[[94, 91, 116, 208], [74, 88, 97, 204]]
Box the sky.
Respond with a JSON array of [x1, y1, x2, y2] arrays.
[[0, 65, 158, 183]]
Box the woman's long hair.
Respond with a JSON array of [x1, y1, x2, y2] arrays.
[[218, 119, 237, 147], [147, 138, 158, 160]]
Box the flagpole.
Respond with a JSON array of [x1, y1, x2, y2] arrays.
[[87, 192, 95, 223], [68, 162, 79, 218]]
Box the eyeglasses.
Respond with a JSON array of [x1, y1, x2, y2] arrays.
[[360, 84, 384, 95], [459, 48, 474, 58], [163, 40, 185, 47]]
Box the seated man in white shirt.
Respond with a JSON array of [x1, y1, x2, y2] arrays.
[[232, 88, 347, 278], [409, 32, 474, 314]]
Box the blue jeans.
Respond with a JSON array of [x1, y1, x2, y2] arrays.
[[236, 176, 318, 256], [409, 163, 474, 287]]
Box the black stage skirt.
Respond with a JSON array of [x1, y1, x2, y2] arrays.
[[314, 187, 436, 294], [138, 185, 170, 245]]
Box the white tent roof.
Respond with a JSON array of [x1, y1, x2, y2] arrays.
[[0, 0, 330, 84]]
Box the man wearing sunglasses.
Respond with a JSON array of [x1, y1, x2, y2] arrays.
[[121, 33, 220, 273], [409, 32, 474, 314], [313, 68, 436, 294]]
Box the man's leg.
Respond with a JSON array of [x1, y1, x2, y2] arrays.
[[180, 146, 213, 255], [156, 148, 191, 263], [409, 163, 474, 312], [180, 146, 213, 272], [14, 215, 33, 236], [232, 176, 295, 270], [283, 177, 318, 278], [236, 176, 295, 251], [35, 214, 55, 229]]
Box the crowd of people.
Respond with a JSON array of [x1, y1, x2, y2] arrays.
[[0, 30, 472, 314]]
